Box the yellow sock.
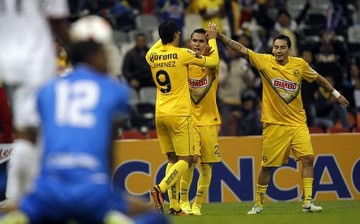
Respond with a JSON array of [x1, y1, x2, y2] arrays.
[[168, 179, 180, 210], [194, 163, 212, 206], [165, 163, 179, 209], [180, 164, 196, 203], [159, 160, 189, 193], [302, 178, 313, 205], [255, 184, 268, 208]]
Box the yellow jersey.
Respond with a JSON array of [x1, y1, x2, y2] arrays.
[[197, 0, 225, 33], [248, 49, 319, 126], [146, 39, 219, 117], [188, 65, 221, 126]]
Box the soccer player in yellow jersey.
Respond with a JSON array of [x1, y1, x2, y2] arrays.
[[217, 32, 349, 214], [178, 28, 221, 216], [145, 20, 219, 215]]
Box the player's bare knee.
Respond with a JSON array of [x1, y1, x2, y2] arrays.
[[166, 152, 177, 163], [301, 155, 314, 167]]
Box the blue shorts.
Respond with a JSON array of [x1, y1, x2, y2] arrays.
[[19, 177, 129, 224]]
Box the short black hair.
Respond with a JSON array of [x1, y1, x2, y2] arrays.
[[190, 28, 206, 39], [273, 34, 292, 48], [158, 20, 179, 44], [135, 32, 146, 39], [70, 41, 103, 64]]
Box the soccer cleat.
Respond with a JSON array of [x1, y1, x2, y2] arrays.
[[302, 202, 322, 213], [247, 205, 263, 214], [168, 208, 189, 216], [150, 185, 164, 214], [180, 201, 193, 214], [104, 211, 135, 224], [191, 204, 202, 216]]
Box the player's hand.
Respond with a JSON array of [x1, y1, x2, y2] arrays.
[[201, 45, 214, 56], [206, 22, 218, 39], [336, 95, 349, 107]]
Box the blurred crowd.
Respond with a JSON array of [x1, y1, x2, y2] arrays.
[[3, 0, 360, 143], [55, 0, 360, 137]]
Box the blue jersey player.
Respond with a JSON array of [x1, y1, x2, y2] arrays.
[[0, 41, 169, 224]]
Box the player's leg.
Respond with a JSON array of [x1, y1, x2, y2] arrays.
[[180, 126, 200, 213], [191, 163, 211, 215], [179, 156, 196, 214], [292, 126, 322, 213], [150, 116, 193, 214], [164, 153, 181, 215], [191, 125, 220, 215], [247, 166, 272, 214], [248, 124, 291, 214], [5, 85, 39, 201]]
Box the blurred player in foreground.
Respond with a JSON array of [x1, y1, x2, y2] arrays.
[[145, 20, 219, 215], [179, 28, 221, 215], [0, 0, 71, 204], [217, 32, 349, 214], [0, 39, 170, 224]]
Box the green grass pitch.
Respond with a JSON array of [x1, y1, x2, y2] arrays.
[[169, 201, 360, 224]]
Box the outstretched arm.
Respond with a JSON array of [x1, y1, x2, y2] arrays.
[[217, 32, 249, 59], [314, 75, 349, 107]]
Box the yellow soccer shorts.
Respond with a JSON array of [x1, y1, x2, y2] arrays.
[[156, 116, 194, 157], [193, 125, 221, 163], [261, 123, 313, 167]]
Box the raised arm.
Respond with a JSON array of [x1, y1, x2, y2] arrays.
[[201, 22, 219, 68], [217, 32, 249, 59], [313, 74, 349, 107]]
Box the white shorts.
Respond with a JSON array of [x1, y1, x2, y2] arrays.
[[7, 84, 40, 130]]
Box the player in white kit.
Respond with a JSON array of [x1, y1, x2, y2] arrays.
[[0, 0, 71, 203]]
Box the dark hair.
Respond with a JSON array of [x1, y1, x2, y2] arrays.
[[273, 34, 292, 48], [135, 32, 146, 39], [277, 9, 291, 19], [158, 20, 179, 44], [190, 28, 206, 39], [70, 41, 103, 64]]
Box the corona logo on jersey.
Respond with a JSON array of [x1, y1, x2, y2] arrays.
[[272, 78, 298, 92], [149, 53, 178, 68], [111, 135, 360, 203]]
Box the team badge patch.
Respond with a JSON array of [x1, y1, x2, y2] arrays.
[[293, 70, 299, 77]]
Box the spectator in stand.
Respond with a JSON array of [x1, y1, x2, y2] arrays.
[[197, 0, 225, 34], [239, 0, 259, 26], [235, 89, 262, 136], [156, 0, 191, 38], [109, 0, 137, 32], [254, 0, 286, 32], [122, 33, 154, 91], [218, 34, 255, 136], [314, 31, 347, 90], [354, 77, 360, 113], [224, 0, 240, 39], [342, 62, 360, 114], [326, 0, 355, 34], [300, 49, 318, 127], [313, 75, 351, 131]]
